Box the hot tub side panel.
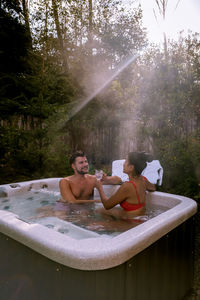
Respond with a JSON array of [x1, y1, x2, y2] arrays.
[[0, 217, 195, 300]]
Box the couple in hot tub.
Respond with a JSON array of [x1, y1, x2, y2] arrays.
[[58, 150, 155, 219]]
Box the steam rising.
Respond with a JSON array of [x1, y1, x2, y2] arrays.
[[68, 50, 143, 121]]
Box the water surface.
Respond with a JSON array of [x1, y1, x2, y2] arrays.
[[0, 188, 169, 237]]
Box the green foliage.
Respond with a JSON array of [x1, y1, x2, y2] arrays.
[[0, 5, 31, 74], [0, 0, 199, 201], [136, 34, 200, 199]]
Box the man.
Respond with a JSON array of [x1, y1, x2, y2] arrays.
[[59, 150, 121, 203]]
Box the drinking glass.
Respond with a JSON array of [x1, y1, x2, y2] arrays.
[[95, 169, 103, 180]]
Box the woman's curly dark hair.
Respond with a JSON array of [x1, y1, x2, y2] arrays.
[[128, 152, 153, 175]]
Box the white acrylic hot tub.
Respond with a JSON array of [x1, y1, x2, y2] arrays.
[[0, 178, 197, 271]]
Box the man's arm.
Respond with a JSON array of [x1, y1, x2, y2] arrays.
[[101, 174, 122, 185]]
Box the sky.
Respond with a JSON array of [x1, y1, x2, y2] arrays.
[[123, 0, 200, 44]]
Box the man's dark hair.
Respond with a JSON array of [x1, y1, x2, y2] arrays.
[[69, 150, 86, 165]]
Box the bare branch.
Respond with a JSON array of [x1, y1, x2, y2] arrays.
[[153, 8, 158, 24], [175, 0, 181, 11], [155, 0, 162, 15]]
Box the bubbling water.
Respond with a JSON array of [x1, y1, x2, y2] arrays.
[[0, 187, 169, 238]]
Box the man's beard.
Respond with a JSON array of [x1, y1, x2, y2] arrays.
[[76, 167, 88, 175]]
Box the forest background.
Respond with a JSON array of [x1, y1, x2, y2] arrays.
[[0, 0, 200, 202]]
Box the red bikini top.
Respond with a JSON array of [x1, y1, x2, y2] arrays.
[[120, 177, 147, 212]]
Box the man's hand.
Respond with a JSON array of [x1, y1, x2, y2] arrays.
[[101, 174, 122, 185]]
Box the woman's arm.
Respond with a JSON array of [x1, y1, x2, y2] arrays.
[[95, 181, 128, 209], [145, 179, 156, 192]]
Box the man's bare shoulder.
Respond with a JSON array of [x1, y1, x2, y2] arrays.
[[59, 176, 74, 184], [85, 174, 96, 179], [60, 174, 95, 183]]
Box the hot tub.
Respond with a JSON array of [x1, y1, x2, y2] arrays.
[[0, 178, 197, 300]]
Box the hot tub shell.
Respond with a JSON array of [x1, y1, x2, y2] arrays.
[[0, 178, 197, 300]]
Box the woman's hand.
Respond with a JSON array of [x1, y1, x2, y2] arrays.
[[100, 172, 108, 183], [95, 178, 103, 190]]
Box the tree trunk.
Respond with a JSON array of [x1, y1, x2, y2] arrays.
[[88, 0, 93, 54], [21, 0, 32, 46], [80, 1, 83, 46], [51, 0, 69, 72], [44, 1, 48, 57]]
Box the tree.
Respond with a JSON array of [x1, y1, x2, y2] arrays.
[[153, 0, 181, 58], [136, 33, 200, 198], [51, 0, 69, 72], [0, 0, 79, 183], [21, 0, 32, 45]]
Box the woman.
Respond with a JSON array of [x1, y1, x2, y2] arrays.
[[95, 152, 156, 218]]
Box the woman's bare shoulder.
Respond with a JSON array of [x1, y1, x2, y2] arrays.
[[119, 181, 132, 191]]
